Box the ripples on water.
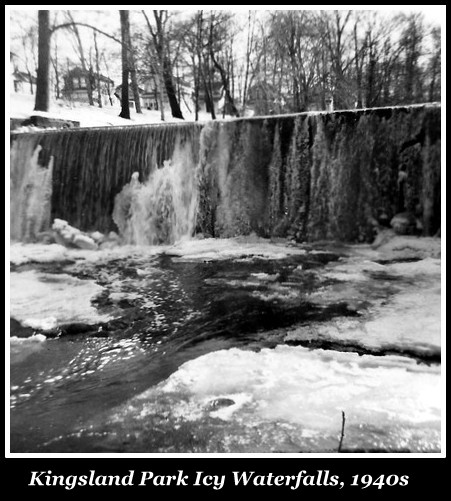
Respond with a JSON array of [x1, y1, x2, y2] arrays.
[[11, 251, 348, 452]]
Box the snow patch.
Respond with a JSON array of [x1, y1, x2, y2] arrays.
[[10, 270, 112, 330], [110, 345, 440, 449]]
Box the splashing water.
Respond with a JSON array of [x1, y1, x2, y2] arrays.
[[112, 141, 199, 245]]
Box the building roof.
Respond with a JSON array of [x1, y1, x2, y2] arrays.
[[65, 66, 114, 85]]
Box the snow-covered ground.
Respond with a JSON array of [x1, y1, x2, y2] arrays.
[[9, 92, 232, 129]]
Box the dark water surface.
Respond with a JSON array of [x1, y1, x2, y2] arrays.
[[11, 250, 361, 452]]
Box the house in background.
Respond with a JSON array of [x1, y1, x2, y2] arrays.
[[10, 51, 37, 95], [140, 77, 160, 110], [114, 83, 147, 111], [62, 67, 115, 106], [115, 74, 194, 115], [115, 78, 165, 112]]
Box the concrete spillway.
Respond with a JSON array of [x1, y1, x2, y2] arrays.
[[10, 104, 441, 243]]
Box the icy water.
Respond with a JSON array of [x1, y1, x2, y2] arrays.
[[9, 239, 441, 453]]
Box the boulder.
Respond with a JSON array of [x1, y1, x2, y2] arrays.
[[89, 231, 105, 243], [390, 212, 418, 235], [52, 219, 97, 250], [73, 234, 98, 250]]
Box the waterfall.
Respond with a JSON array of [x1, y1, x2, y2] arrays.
[[10, 140, 53, 242], [10, 104, 441, 244], [112, 140, 199, 245], [196, 105, 441, 241], [10, 123, 202, 240]]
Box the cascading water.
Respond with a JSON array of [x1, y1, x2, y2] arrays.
[[112, 140, 199, 245], [196, 105, 441, 242], [9, 104, 440, 244], [9, 123, 203, 240], [10, 142, 53, 242]]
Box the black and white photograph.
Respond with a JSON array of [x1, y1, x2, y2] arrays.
[[7, 4, 443, 472]]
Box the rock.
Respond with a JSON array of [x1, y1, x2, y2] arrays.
[[52, 219, 76, 245], [107, 231, 120, 241], [10, 318, 35, 338], [371, 228, 396, 249], [206, 398, 236, 411], [53, 230, 75, 247], [52, 219, 99, 250], [52, 218, 69, 231], [390, 212, 418, 235], [73, 234, 98, 250], [89, 231, 105, 243]]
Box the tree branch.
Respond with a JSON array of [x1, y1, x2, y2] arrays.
[[51, 22, 125, 47]]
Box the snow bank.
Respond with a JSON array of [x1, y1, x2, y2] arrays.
[[10, 270, 112, 330], [10, 237, 308, 267], [106, 345, 440, 452], [168, 236, 307, 261], [10, 243, 70, 265], [287, 284, 441, 354]]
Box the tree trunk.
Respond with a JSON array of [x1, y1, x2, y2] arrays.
[[119, 10, 130, 119], [27, 70, 34, 95], [354, 23, 363, 108], [209, 43, 239, 116], [192, 54, 199, 121], [101, 53, 113, 105], [34, 10, 51, 112], [129, 42, 142, 113], [66, 11, 94, 106], [162, 55, 184, 119], [148, 49, 165, 121], [130, 65, 142, 113], [94, 31, 102, 107]]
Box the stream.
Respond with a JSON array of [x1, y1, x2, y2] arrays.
[[9, 238, 441, 453]]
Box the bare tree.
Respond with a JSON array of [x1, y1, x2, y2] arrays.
[[93, 31, 102, 107], [34, 10, 50, 111], [207, 11, 239, 117], [142, 9, 184, 119], [64, 11, 94, 105], [101, 52, 114, 105], [400, 13, 425, 104], [125, 14, 142, 114], [427, 26, 441, 102], [50, 32, 61, 100], [14, 25, 38, 95], [119, 10, 131, 119]]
